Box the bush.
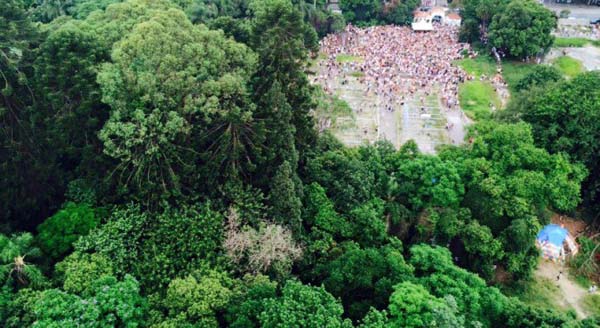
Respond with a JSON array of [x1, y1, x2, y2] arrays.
[[37, 203, 99, 261]]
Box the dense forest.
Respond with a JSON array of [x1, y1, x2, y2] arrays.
[[0, 0, 599, 326]]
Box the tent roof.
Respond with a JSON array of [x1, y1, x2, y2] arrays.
[[537, 224, 568, 247]]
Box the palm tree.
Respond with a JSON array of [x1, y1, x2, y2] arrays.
[[0, 233, 44, 288]]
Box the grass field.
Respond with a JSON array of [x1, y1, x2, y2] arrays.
[[554, 37, 600, 48], [553, 56, 584, 78], [336, 54, 363, 63], [503, 277, 573, 313], [501, 61, 537, 93], [458, 80, 501, 120], [582, 294, 600, 317], [455, 56, 496, 77]]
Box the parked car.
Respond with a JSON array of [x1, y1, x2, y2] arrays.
[[591, 18, 600, 25]]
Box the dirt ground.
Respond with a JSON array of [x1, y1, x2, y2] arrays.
[[536, 260, 590, 318]]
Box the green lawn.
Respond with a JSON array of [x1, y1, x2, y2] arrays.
[[455, 56, 497, 78], [553, 56, 584, 78], [553, 37, 600, 48], [503, 277, 573, 313], [336, 54, 363, 63], [502, 61, 537, 93], [458, 80, 501, 120], [581, 294, 600, 317]]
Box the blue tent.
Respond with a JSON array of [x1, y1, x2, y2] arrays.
[[536, 224, 569, 261], [537, 224, 568, 247]]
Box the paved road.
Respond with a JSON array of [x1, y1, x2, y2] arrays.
[[544, 3, 600, 20]]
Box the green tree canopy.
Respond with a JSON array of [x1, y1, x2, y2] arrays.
[[506, 71, 600, 215], [259, 280, 352, 327], [37, 202, 99, 260], [488, 0, 556, 59]]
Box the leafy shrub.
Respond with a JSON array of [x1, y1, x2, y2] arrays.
[[37, 202, 99, 260]]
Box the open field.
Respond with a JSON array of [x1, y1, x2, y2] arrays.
[[554, 56, 584, 78], [455, 56, 496, 78], [554, 37, 600, 48], [458, 81, 501, 120]]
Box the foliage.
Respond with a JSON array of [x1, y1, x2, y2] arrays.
[[513, 65, 563, 91], [225, 274, 277, 328], [29, 275, 147, 327], [315, 241, 414, 321], [77, 203, 224, 292], [54, 252, 114, 295], [569, 236, 600, 280], [0, 233, 44, 289], [340, 0, 382, 26], [388, 281, 462, 328], [488, 0, 556, 59], [506, 71, 600, 213], [340, 0, 419, 26], [259, 280, 352, 327], [37, 203, 99, 260], [582, 294, 600, 317], [161, 270, 234, 327], [0, 0, 596, 326], [459, 0, 506, 43], [97, 7, 257, 199]]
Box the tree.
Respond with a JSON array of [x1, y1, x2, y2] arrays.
[[0, 233, 44, 289], [29, 275, 147, 327], [388, 281, 451, 328], [513, 65, 563, 91], [1, 0, 62, 231], [439, 122, 586, 279], [54, 252, 114, 295], [259, 280, 352, 327], [383, 0, 420, 26], [269, 161, 303, 232], [224, 208, 303, 277], [76, 203, 225, 292], [316, 241, 414, 321], [37, 202, 99, 260], [459, 220, 504, 280], [459, 0, 506, 43], [507, 72, 600, 217], [33, 20, 110, 184], [96, 6, 257, 199], [249, 0, 319, 164], [339, 0, 382, 25], [225, 274, 278, 328], [161, 270, 234, 327], [488, 0, 556, 59]]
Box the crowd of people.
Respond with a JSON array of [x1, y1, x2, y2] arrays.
[[315, 24, 472, 112]]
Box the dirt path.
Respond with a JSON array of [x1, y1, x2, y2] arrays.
[[536, 260, 589, 318]]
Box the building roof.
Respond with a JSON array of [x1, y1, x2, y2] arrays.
[[446, 13, 461, 20]]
